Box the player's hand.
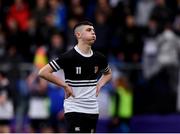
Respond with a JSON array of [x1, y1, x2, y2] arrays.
[[96, 83, 102, 97], [0, 95, 7, 105], [64, 84, 75, 98]]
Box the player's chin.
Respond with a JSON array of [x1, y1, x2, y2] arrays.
[[90, 39, 96, 43], [89, 41, 95, 45]]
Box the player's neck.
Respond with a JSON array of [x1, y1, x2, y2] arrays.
[[77, 43, 92, 55]]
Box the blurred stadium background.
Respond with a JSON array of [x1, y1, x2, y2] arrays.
[[0, 0, 180, 133]]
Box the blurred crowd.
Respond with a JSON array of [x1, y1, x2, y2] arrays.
[[0, 0, 180, 133]]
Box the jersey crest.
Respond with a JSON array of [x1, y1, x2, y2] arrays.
[[94, 66, 98, 73]]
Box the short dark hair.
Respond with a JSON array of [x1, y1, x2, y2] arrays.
[[73, 21, 93, 33]]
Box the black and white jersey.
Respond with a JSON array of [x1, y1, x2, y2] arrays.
[[49, 46, 110, 114]]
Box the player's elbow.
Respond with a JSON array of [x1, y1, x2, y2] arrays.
[[38, 69, 43, 77], [38, 68, 46, 78], [38, 64, 53, 79], [106, 69, 112, 80], [109, 70, 112, 80]]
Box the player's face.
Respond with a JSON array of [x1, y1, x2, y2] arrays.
[[81, 25, 96, 44]]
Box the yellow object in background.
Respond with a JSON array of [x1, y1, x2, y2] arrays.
[[109, 86, 133, 118], [34, 46, 48, 69]]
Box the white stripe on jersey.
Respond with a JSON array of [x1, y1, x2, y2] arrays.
[[66, 82, 97, 87], [52, 60, 60, 70], [103, 65, 110, 72], [65, 79, 97, 87], [49, 61, 58, 71], [65, 79, 97, 83]]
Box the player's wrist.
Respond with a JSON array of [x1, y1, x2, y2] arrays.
[[62, 83, 69, 89], [97, 82, 103, 88]]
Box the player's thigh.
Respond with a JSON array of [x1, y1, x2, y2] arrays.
[[64, 112, 99, 133], [81, 113, 99, 132], [64, 112, 81, 132]]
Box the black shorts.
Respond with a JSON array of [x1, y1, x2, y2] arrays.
[[64, 112, 99, 133]]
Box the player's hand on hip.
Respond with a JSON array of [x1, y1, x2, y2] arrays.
[[96, 83, 101, 97], [64, 84, 75, 98]]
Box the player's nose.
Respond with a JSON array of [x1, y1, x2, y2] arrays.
[[92, 30, 95, 35]]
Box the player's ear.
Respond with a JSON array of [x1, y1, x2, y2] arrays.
[[75, 32, 81, 39]]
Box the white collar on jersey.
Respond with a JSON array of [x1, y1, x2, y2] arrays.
[[74, 45, 93, 57]]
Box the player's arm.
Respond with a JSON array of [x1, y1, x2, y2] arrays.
[[96, 67, 112, 96], [38, 64, 74, 98]]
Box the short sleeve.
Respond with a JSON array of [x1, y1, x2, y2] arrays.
[[49, 56, 64, 72]]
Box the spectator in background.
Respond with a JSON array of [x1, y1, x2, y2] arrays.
[[4, 45, 23, 64], [142, 35, 160, 114], [85, 0, 96, 21], [145, 18, 159, 38], [6, 0, 30, 32], [135, 0, 155, 27], [0, 71, 14, 133], [93, 10, 111, 55], [118, 14, 143, 63], [66, 18, 78, 50], [67, 0, 84, 21], [2, 46, 23, 132], [109, 1, 128, 57], [6, 0, 32, 62], [15, 71, 30, 132], [31, 0, 48, 45], [28, 77, 52, 133], [0, 28, 6, 62], [142, 18, 159, 79], [110, 0, 128, 29], [156, 23, 180, 93], [173, 11, 180, 36], [95, 0, 112, 21], [142, 36, 159, 80], [143, 22, 180, 113], [39, 12, 58, 45], [150, 0, 173, 32], [32, 0, 48, 28], [108, 72, 133, 133], [26, 17, 39, 62], [48, 0, 67, 32], [48, 81, 65, 133], [156, 23, 180, 113], [48, 32, 65, 60], [4, 46, 22, 110]]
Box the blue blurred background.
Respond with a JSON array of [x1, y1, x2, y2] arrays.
[[0, 0, 180, 133]]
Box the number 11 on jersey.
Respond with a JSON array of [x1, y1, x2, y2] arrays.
[[76, 67, 81, 74]]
